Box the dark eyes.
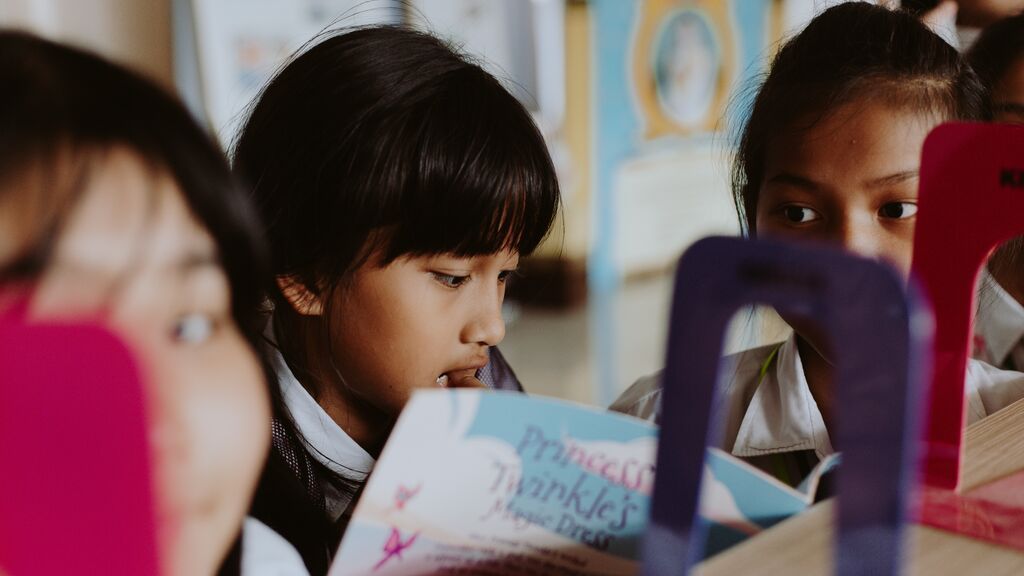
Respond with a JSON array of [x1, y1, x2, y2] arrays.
[[782, 206, 820, 224], [430, 273, 469, 289], [779, 202, 917, 224], [430, 270, 516, 289], [878, 202, 917, 219]]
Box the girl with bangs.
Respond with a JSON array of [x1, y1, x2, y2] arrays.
[[232, 26, 560, 574]]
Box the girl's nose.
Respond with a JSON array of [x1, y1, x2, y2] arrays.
[[836, 216, 885, 261], [461, 290, 506, 347]]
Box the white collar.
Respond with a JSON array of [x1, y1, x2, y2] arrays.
[[264, 321, 374, 483], [727, 334, 997, 459], [975, 269, 1024, 367], [730, 335, 835, 460], [241, 517, 310, 576]]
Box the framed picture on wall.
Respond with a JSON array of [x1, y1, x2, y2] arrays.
[[177, 0, 401, 145]]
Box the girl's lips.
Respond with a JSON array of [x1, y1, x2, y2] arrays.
[[441, 368, 486, 388]]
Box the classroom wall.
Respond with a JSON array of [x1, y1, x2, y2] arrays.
[[0, 0, 172, 86]]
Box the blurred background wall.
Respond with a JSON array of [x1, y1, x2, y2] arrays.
[[0, 0, 891, 406], [0, 0, 172, 85]]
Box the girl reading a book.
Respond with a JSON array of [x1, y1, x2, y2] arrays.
[[231, 26, 560, 574], [0, 32, 282, 575], [612, 2, 1024, 484]]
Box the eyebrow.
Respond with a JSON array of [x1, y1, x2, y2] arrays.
[[48, 248, 218, 276], [766, 170, 918, 190], [765, 173, 820, 190], [865, 170, 918, 188]]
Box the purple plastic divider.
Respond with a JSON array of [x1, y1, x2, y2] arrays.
[[0, 319, 159, 575], [640, 236, 930, 576]]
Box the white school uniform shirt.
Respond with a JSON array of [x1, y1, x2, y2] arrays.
[[242, 517, 311, 576], [240, 325, 377, 575], [610, 333, 1024, 460], [264, 322, 375, 521], [974, 269, 1024, 372]]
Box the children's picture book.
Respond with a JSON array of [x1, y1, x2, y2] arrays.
[[330, 389, 656, 575], [329, 389, 841, 575]]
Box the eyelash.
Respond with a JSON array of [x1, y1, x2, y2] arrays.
[[878, 201, 917, 220], [777, 202, 917, 224], [430, 273, 469, 289], [781, 205, 820, 224], [430, 270, 517, 289]]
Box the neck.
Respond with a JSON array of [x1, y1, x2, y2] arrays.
[[795, 335, 834, 434], [316, 375, 393, 457], [277, 312, 393, 457]]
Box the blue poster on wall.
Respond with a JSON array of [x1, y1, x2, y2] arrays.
[[589, 0, 778, 286], [587, 0, 784, 406]]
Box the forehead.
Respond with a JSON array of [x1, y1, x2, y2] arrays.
[[52, 148, 216, 276], [764, 100, 940, 180]]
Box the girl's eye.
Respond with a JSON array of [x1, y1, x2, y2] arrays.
[[430, 272, 469, 289], [497, 270, 516, 284], [172, 312, 216, 344], [782, 206, 820, 224], [879, 202, 917, 220]]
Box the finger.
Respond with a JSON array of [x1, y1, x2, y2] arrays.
[[446, 372, 486, 389]]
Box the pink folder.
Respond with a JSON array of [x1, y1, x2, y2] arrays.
[[912, 123, 1024, 549], [911, 123, 1024, 490], [0, 315, 159, 574]]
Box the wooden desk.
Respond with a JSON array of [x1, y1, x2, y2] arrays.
[[694, 398, 1024, 575], [960, 397, 1024, 490]]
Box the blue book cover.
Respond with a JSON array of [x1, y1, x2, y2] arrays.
[[332, 390, 657, 575], [331, 390, 837, 574]]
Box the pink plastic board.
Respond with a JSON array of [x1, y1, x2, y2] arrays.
[[910, 122, 1024, 490], [0, 317, 159, 575]]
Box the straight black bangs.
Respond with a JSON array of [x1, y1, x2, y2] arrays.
[[373, 66, 560, 263], [233, 26, 559, 287]]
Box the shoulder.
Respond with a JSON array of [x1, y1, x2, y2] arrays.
[[609, 371, 664, 421], [966, 358, 1024, 421], [241, 517, 311, 576], [608, 341, 784, 422], [721, 341, 783, 395]]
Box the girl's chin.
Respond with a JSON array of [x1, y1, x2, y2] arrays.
[[160, 515, 229, 576], [156, 512, 184, 575]]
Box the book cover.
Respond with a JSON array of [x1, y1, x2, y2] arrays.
[[331, 390, 656, 575], [330, 389, 838, 574]]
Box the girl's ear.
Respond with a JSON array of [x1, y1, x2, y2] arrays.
[[275, 275, 324, 316]]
